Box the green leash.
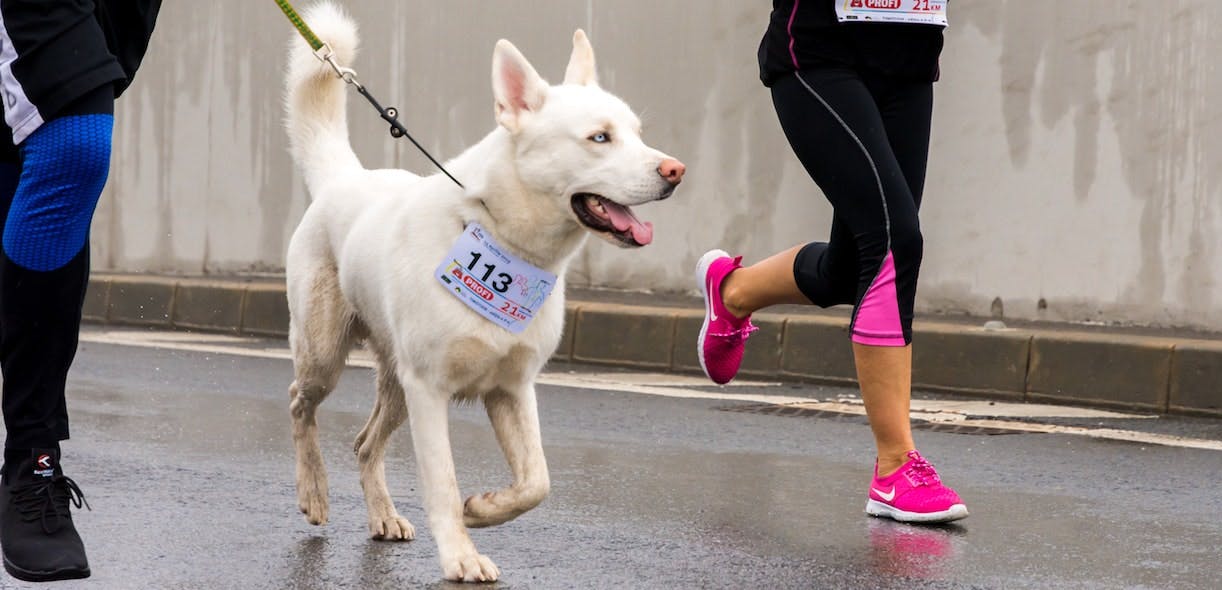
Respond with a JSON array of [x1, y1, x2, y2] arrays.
[[274, 0, 325, 52], [273, 0, 465, 188]]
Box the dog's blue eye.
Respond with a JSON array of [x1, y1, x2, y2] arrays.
[[590, 132, 610, 144]]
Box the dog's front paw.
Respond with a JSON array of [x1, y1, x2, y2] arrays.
[[463, 484, 547, 528], [441, 551, 500, 583], [297, 485, 329, 525], [369, 515, 415, 541], [296, 460, 330, 525], [462, 491, 508, 528]]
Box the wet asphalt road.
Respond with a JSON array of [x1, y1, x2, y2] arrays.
[[0, 328, 1219, 589]]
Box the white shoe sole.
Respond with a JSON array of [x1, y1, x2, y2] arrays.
[[865, 499, 969, 524], [695, 249, 730, 383]]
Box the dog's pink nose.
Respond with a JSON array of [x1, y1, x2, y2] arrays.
[[658, 158, 686, 185]]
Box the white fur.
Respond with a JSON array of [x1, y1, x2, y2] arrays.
[[282, 3, 682, 583]]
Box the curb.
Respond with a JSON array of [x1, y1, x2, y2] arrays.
[[84, 273, 1222, 417]]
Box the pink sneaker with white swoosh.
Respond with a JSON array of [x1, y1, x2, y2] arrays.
[[866, 450, 968, 523], [695, 249, 757, 385]]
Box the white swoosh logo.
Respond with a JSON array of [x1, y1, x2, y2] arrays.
[[706, 277, 719, 322], [872, 486, 895, 501]]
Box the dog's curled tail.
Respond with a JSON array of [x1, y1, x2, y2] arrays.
[[284, 1, 362, 191]]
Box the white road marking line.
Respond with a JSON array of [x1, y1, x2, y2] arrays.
[[79, 329, 1221, 451], [876, 398, 1153, 420], [536, 373, 814, 406], [781, 402, 1222, 451], [567, 371, 782, 388], [80, 329, 376, 368]]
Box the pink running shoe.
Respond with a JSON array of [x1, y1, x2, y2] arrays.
[[865, 450, 968, 524], [696, 249, 757, 384]]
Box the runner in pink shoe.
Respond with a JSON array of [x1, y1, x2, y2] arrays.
[[696, 0, 966, 522], [696, 250, 758, 384], [866, 450, 968, 523]]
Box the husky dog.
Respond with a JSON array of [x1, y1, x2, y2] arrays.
[[282, 2, 684, 582]]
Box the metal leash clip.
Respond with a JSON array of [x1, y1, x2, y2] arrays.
[[311, 43, 407, 139], [312, 43, 359, 87]]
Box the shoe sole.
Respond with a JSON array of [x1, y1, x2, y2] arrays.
[[695, 249, 731, 384], [4, 556, 90, 582], [865, 499, 969, 524]]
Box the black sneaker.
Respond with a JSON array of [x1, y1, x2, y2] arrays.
[[0, 449, 91, 582]]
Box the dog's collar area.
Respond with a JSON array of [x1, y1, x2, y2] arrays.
[[455, 200, 500, 237], [477, 199, 495, 224], [456, 209, 543, 268]]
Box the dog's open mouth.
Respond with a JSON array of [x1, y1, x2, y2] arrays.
[[571, 193, 654, 247]]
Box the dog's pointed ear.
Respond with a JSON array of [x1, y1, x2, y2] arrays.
[[563, 29, 598, 86], [492, 40, 548, 131]]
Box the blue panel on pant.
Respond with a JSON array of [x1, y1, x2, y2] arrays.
[[3, 114, 113, 272]]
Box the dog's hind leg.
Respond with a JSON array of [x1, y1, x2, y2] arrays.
[[463, 384, 550, 528], [400, 371, 500, 583], [355, 353, 416, 541], [288, 266, 356, 526], [290, 369, 344, 525]]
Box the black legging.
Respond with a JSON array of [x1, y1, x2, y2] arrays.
[[0, 85, 114, 459], [771, 66, 932, 346]]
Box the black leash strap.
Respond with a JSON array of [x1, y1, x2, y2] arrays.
[[352, 84, 465, 189]]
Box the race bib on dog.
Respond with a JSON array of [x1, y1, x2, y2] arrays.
[[436, 224, 556, 333], [836, 0, 949, 26]]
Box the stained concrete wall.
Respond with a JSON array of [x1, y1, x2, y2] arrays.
[[92, 1, 1222, 332]]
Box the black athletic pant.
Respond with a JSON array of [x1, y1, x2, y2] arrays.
[[771, 67, 933, 346], [0, 0, 157, 471], [0, 87, 113, 460]]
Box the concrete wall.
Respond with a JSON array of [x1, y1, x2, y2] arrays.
[[92, 0, 1222, 332]]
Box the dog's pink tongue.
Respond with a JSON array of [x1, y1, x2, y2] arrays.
[[602, 201, 653, 245]]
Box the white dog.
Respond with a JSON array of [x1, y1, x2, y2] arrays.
[[282, 2, 684, 583]]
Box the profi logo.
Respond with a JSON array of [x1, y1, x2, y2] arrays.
[[463, 275, 495, 301], [36, 454, 53, 469], [851, 0, 902, 8]]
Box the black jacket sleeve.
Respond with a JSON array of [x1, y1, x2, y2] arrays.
[[93, 0, 163, 97]]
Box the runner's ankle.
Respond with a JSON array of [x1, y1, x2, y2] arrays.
[[876, 452, 913, 477], [719, 274, 751, 320]]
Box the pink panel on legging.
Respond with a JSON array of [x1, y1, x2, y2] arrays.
[[852, 251, 906, 346], [787, 0, 802, 69]]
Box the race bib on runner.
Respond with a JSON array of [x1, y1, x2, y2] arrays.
[[836, 0, 948, 27], [435, 223, 557, 334]]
